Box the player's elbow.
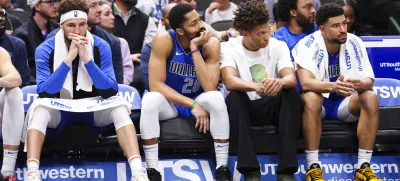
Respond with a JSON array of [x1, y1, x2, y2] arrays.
[[223, 79, 234, 91], [202, 82, 217, 92], [149, 80, 163, 92], [11, 73, 22, 88], [223, 76, 238, 91], [15, 78, 22, 87]]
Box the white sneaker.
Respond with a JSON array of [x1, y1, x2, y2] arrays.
[[25, 169, 42, 181], [131, 167, 149, 181]]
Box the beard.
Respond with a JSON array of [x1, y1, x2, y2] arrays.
[[331, 37, 347, 45], [183, 27, 206, 40], [38, 11, 55, 20], [123, 0, 137, 8], [296, 12, 315, 33], [0, 15, 6, 37], [195, 27, 206, 37], [0, 26, 5, 37]]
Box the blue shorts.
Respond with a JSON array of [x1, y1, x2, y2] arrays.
[[322, 96, 358, 122], [322, 97, 346, 120], [173, 105, 193, 117]]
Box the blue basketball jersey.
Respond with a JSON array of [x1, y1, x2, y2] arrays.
[[165, 30, 204, 99]]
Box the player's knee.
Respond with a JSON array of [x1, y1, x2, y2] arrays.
[[360, 90, 379, 113], [111, 106, 133, 130], [302, 92, 323, 113], [28, 107, 52, 133], [203, 91, 226, 112], [5, 87, 22, 103], [141, 92, 166, 112]]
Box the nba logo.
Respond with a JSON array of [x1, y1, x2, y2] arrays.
[[74, 11, 78, 17]]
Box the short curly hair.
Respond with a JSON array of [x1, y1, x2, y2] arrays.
[[316, 3, 344, 26], [232, 0, 270, 32], [168, 4, 194, 30], [58, 0, 89, 19], [277, 0, 297, 22]]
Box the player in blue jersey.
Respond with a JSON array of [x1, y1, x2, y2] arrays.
[[272, 0, 318, 59], [295, 4, 380, 181], [24, 0, 148, 181], [140, 4, 231, 181], [272, 0, 318, 92]]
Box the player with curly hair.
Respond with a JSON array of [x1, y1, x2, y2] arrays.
[[24, 0, 148, 180], [221, 1, 302, 180]]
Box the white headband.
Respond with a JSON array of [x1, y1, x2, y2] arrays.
[[60, 10, 88, 24]]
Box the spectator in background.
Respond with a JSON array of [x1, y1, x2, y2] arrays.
[[272, 0, 317, 92], [99, 1, 134, 85], [47, 0, 125, 84], [140, 2, 176, 91], [13, 0, 32, 13], [173, 0, 196, 9], [0, 8, 23, 34], [269, 2, 286, 34], [0, 0, 19, 11], [13, 0, 59, 84], [0, 0, 28, 28], [12, 0, 21, 9], [0, 7, 30, 87], [163, 0, 239, 41], [265, 0, 320, 23], [272, 0, 317, 59], [205, 0, 237, 25], [112, 0, 158, 95], [357, 0, 400, 35], [335, 0, 370, 36], [136, 0, 155, 16]]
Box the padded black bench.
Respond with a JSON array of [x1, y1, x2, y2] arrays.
[[36, 104, 400, 159], [37, 105, 400, 158]]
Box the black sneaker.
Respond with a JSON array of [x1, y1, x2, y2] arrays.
[[146, 168, 161, 181], [215, 165, 232, 181]]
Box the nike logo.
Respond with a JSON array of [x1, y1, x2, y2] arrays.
[[176, 52, 184, 56], [366, 151, 373, 154], [217, 145, 228, 148], [144, 146, 157, 150]]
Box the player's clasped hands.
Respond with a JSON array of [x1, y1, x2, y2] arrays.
[[333, 75, 355, 97], [255, 78, 283, 97], [65, 33, 90, 63]]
